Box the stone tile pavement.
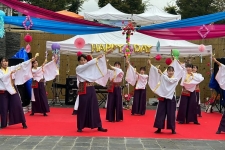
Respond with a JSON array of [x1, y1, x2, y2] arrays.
[[0, 136, 225, 150]]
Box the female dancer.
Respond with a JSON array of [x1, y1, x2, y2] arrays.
[[30, 58, 58, 116], [176, 64, 204, 125], [148, 59, 181, 134], [76, 52, 108, 132], [106, 62, 124, 122], [0, 56, 36, 129], [213, 57, 225, 134], [192, 65, 203, 117], [126, 57, 148, 115]]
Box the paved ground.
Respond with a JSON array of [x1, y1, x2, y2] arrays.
[[0, 136, 225, 150]]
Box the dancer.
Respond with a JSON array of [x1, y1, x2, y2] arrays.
[[126, 57, 148, 115], [76, 52, 108, 132], [213, 57, 225, 134], [106, 61, 124, 122], [148, 59, 182, 134], [176, 64, 204, 125], [192, 65, 203, 117], [30, 58, 58, 116], [0, 56, 36, 129]]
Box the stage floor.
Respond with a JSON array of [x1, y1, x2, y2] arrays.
[[0, 108, 225, 140]]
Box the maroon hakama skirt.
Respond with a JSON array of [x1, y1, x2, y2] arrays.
[[131, 89, 146, 115], [106, 87, 123, 122], [154, 97, 176, 130], [218, 112, 225, 132], [32, 82, 50, 113], [0, 90, 26, 128], [77, 86, 102, 130], [176, 91, 198, 123], [196, 92, 201, 116]]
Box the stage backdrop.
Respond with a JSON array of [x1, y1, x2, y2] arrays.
[[14, 30, 225, 103]]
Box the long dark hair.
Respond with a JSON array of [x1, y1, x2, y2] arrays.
[[114, 62, 121, 66], [78, 54, 87, 61], [0, 57, 8, 62], [167, 66, 174, 71], [140, 66, 146, 71], [185, 63, 193, 68], [32, 60, 38, 68]]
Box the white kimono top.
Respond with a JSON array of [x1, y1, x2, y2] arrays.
[[0, 60, 32, 95], [215, 64, 225, 90], [125, 64, 148, 89], [148, 64, 178, 100]]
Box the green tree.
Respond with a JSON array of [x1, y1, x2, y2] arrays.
[[212, 0, 225, 12], [176, 0, 217, 19], [164, 3, 178, 15], [20, 0, 85, 13], [98, 0, 149, 14]]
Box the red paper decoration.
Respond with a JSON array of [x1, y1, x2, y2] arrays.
[[77, 51, 82, 56], [74, 38, 85, 49], [87, 55, 92, 61], [165, 58, 172, 65], [24, 34, 32, 43], [155, 54, 162, 61]]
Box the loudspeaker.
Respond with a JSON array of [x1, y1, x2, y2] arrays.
[[65, 76, 78, 105], [8, 58, 30, 106]]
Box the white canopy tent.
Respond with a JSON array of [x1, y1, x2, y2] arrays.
[[46, 31, 212, 58], [132, 6, 181, 26], [84, 3, 131, 21]]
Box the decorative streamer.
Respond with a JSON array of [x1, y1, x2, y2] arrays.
[[22, 16, 33, 30], [197, 25, 210, 39], [0, 10, 5, 38], [51, 43, 61, 68]]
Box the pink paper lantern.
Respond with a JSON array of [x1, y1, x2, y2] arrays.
[[165, 58, 172, 65], [74, 38, 85, 49], [155, 54, 162, 61], [26, 44, 31, 53], [24, 34, 32, 43], [199, 44, 205, 52]]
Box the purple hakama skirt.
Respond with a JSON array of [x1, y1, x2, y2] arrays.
[[154, 97, 176, 130], [218, 112, 225, 132], [0, 90, 26, 128], [32, 82, 50, 113], [131, 89, 146, 115], [106, 87, 123, 122], [77, 86, 102, 130], [196, 92, 201, 116], [176, 91, 198, 123]]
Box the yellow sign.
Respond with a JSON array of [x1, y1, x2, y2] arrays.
[[91, 44, 152, 53]]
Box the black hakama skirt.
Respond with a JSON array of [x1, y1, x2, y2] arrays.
[[77, 86, 102, 130], [196, 92, 201, 116], [0, 90, 26, 128], [32, 82, 50, 113], [106, 87, 123, 122], [218, 112, 225, 132], [131, 89, 146, 115], [154, 97, 176, 130], [176, 91, 198, 123]]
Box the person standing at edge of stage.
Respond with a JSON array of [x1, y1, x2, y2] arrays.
[[213, 56, 225, 134], [0, 55, 37, 129], [192, 65, 203, 117], [106, 60, 124, 122], [76, 49, 113, 132], [30, 57, 58, 116], [176, 63, 204, 125], [125, 57, 148, 115], [148, 58, 182, 134]]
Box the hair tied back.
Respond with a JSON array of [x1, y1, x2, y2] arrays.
[[77, 51, 82, 57]]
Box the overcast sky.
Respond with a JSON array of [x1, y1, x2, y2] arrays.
[[79, 0, 176, 15]]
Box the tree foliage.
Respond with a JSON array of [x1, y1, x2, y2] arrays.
[[98, 0, 149, 14], [20, 0, 85, 13], [176, 0, 217, 19], [164, 3, 178, 15]]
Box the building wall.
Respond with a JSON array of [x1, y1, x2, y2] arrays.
[[7, 30, 224, 103]]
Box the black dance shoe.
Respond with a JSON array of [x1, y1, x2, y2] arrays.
[[194, 122, 200, 125], [216, 130, 221, 134], [43, 113, 48, 116], [77, 129, 82, 132], [154, 128, 161, 133], [178, 122, 184, 124], [98, 127, 107, 132], [22, 123, 27, 129], [72, 110, 77, 115], [172, 129, 176, 134], [30, 113, 34, 116]]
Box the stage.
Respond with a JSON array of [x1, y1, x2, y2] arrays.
[[0, 108, 224, 140]]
